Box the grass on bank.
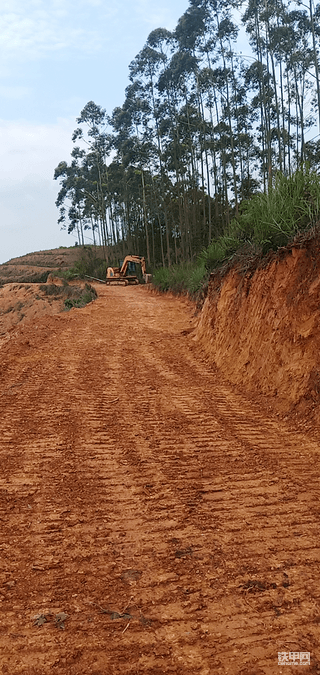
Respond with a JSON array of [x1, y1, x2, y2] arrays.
[[39, 282, 97, 309], [152, 262, 207, 295], [153, 167, 320, 296], [64, 283, 97, 309]]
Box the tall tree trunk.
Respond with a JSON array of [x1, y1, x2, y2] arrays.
[[141, 170, 151, 265]]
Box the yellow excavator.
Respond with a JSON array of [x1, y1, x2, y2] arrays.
[[106, 255, 152, 286]]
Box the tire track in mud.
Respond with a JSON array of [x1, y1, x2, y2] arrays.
[[0, 286, 319, 674]]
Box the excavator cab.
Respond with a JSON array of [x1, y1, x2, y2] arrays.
[[119, 260, 136, 275], [106, 255, 152, 286]]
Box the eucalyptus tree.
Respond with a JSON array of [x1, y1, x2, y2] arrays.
[[111, 79, 157, 264], [157, 44, 208, 259], [71, 101, 113, 253], [287, 8, 315, 163], [176, 0, 246, 229], [175, 1, 215, 241], [54, 147, 89, 246], [55, 0, 320, 268], [242, 0, 317, 176], [128, 30, 174, 263], [242, 0, 277, 186], [296, 0, 320, 133], [211, 11, 240, 211]]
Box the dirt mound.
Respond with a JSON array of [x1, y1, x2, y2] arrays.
[[194, 235, 320, 425], [0, 280, 97, 337]]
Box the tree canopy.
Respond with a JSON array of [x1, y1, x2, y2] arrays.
[[54, 0, 320, 267]]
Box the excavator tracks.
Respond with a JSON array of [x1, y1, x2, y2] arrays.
[[0, 285, 319, 674]]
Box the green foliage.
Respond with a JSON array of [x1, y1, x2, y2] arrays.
[[64, 283, 97, 310], [152, 261, 207, 295], [200, 168, 320, 271], [153, 168, 320, 296], [58, 248, 106, 281], [39, 283, 65, 296]]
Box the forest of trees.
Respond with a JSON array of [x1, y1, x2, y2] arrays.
[[54, 0, 320, 268]]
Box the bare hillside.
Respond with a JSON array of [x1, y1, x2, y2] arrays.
[[0, 246, 105, 284]]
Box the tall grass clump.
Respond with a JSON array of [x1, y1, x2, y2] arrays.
[[152, 167, 320, 296], [200, 167, 320, 271], [153, 261, 207, 295]]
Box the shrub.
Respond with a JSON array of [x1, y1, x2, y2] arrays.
[[17, 271, 51, 283], [39, 284, 64, 296], [58, 248, 106, 281], [64, 283, 97, 310], [152, 261, 208, 295]]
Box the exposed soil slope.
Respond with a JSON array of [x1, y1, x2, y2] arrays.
[[195, 237, 320, 422], [0, 285, 319, 674], [0, 279, 95, 336]]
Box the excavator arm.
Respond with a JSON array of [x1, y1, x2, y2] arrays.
[[106, 255, 151, 284], [119, 255, 146, 277]]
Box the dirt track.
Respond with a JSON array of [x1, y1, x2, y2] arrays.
[[0, 285, 320, 674]]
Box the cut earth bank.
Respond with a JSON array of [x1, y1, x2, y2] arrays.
[[194, 232, 320, 429], [0, 277, 96, 337]]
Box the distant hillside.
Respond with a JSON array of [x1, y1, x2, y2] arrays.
[[0, 246, 106, 284]]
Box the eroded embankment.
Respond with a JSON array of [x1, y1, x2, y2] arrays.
[[0, 277, 96, 336], [194, 237, 320, 420]]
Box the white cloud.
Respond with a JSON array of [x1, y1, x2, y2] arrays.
[[0, 0, 185, 64], [0, 117, 74, 181], [0, 118, 77, 262], [0, 0, 103, 60], [135, 0, 182, 31]]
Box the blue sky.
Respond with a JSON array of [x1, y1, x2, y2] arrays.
[[0, 0, 188, 263]]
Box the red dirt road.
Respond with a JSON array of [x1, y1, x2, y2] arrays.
[[0, 285, 320, 674]]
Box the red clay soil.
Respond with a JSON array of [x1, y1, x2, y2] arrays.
[[195, 239, 320, 426], [0, 278, 94, 337], [0, 284, 320, 674], [0, 282, 65, 337]]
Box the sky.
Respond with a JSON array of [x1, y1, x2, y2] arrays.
[[0, 0, 189, 263]]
